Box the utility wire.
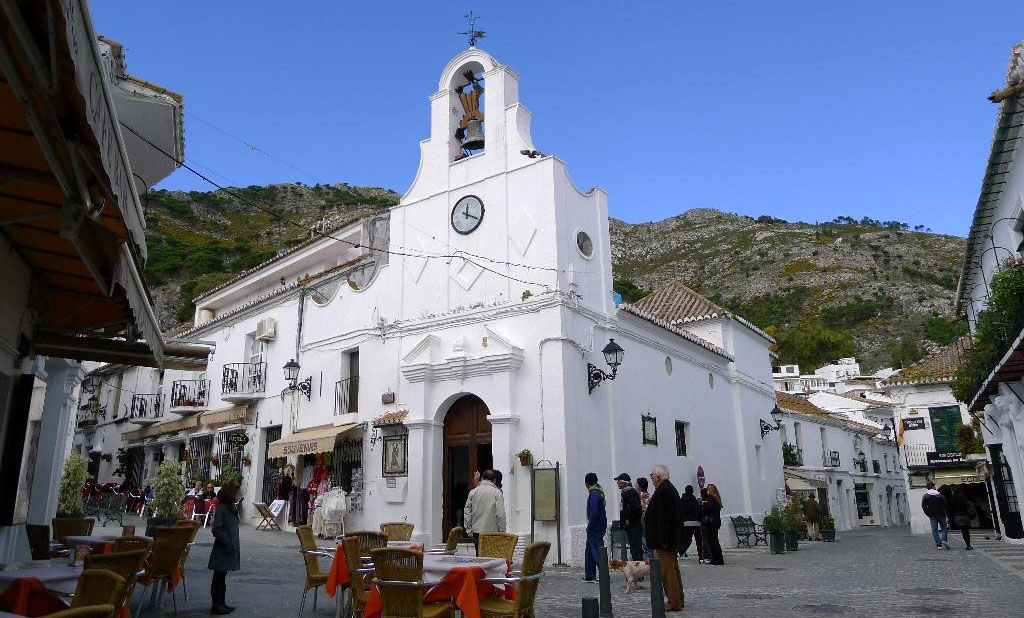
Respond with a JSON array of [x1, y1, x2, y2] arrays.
[[120, 122, 553, 289]]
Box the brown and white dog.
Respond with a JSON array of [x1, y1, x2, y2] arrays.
[[608, 559, 651, 593]]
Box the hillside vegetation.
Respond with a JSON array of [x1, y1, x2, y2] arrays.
[[141, 184, 966, 371]]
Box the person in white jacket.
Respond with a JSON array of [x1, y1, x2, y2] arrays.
[[463, 469, 507, 552]]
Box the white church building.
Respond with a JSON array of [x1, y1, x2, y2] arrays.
[[71, 47, 783, 562]]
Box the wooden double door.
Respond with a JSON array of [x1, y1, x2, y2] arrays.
[[442, 395, 492, 538]]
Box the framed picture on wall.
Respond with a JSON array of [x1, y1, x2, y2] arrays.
[[642, 412, 658, 446], [382, 433, 408, 477]]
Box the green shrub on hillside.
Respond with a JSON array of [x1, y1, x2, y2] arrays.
[[923, 316, 968, 345]]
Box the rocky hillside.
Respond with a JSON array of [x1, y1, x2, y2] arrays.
[[142, 184, 966, 371]]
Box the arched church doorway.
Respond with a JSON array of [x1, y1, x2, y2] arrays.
[[442, 395, 492, 537]]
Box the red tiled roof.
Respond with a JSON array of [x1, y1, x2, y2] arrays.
[[881, 337, 971, 387], [631, 282, 775, 344]]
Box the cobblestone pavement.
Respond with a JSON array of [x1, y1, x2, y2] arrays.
[[100, 516, 1024, 617]]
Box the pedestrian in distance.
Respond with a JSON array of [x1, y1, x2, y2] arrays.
[[208, 483, 241, 615], [803, 495, 822, 541], [678, 484, 704, 562], [464, 469, 507, 554], [614, 472, 644, 561], [636, 476, 652, 558], [645, 465, 684, 612], [922, 481, 950, 549], [701, 484, 725, 565], [947, 485, 976, 550], [583, 472, 607, 583]]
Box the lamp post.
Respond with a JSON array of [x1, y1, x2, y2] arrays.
[[760, 405, 784, 439], [587, 339, 624, 394], [282, 358, 312, 400]]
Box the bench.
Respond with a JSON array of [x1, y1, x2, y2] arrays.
[[730, 515, 767, 548]]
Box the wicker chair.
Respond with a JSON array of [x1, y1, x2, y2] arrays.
[[113, 535, 153, 554], [479, 542, 550, 618], [347, 530, 389, 557], [478, 533, 518, 561], [380, 522, 415, 542], [44, 605, 117, 618], [371, 547, 453, 618], [134, 525, 192, 618], [173, 519, 202, 601], [296, 524, 332, 615], [71, 569, 126, 611], [26, 523, 52, 560], [85, 549, 148, 614], [52, 517, 95, 542], [342, 536, 372, 617]]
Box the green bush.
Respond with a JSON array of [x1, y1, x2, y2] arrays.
[[822, 296, 893, 327], [923, 316, 968, 345], [820, 515, 835, 531], [773, 321, 854, 369], [763, 505, 787, 534], [888, 335, 925, 368], [57, 454, 89, 516], [152, 460, 184, 518]]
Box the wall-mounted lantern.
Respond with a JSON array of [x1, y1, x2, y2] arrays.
[[587, 339, 624, 394], [282, 358, 312, 400], [760, 405, 784, 439]]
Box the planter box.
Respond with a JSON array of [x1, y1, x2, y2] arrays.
[[784, 532, 799, 551], [145, 516, 177, 538], [821, 530, 836, 542], [769, 532, 786, 554]]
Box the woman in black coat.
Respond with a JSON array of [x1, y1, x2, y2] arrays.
[[208, 484, 241, 615], [701, 484, 725, 565], [947, 485, 976, 550]]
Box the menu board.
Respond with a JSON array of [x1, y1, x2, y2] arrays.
[[533, 467, 558, 521]]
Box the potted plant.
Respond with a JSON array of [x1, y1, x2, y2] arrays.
[[820, 515, 836, 542], [146, 460, 184, 536], [57, 454, 89, 517], [763, 505, 787, 554], [783, 499, 802, 551], [516, 449, 533, 467], [210, 454, 220, 467], [241, 453, 252, 467]]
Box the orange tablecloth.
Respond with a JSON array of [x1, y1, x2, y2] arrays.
[[0, 576, 68, 617], [326, 544, 351, 597], [97, 541, 115, 554], [365, 565, 500, 618]]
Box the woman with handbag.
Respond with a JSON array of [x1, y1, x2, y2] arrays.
[[947, 486, 975, 550], [701, 484, 725, 565]]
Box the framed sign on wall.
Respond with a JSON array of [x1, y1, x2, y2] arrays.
[[642, 412, 658, 446], [382, 433, 408, 477]]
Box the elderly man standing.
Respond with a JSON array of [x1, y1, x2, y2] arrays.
[[615, 472, 644, 561], [464, 469, 507, 554], [645, 465, 683, 612]]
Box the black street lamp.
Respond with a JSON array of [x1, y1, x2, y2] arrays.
[[760, 405, 784, 439], [587, 339, 625, 394], [282, 358, 312, 400]]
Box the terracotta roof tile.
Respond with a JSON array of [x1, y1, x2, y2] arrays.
[[776, 392, 884, 434], [880, 336, 972, 387], [618, 303, 733, 361], [631, 282, 775, 344]]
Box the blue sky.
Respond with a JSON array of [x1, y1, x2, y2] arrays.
[[91, 1, 1024, 237]]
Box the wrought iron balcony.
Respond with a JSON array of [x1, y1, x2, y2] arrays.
[[822, 450, 840, 468], [335, 376, 359, 415], [169, 379, 210, 414], [129, 394, 163, 425], [76, 406, 99, 429], [222, 362, 267, 402]]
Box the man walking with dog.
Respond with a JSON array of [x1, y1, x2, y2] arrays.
[[615, 472, 644, 561], [645, 464, 684, 612]]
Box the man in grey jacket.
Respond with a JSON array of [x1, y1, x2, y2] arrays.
[[464, 469, 507, 552]]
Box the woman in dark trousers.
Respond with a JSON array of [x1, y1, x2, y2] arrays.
[[701, 484, 725, 565], [948, 485, 976, 550], [678, 485, 704, 562], [208, 484, 241, 615]]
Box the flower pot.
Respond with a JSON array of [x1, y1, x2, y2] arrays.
[[145, 516, 177, 537], [769, 532, 786, 554], [784, 531, 799, 551], [517, 454, 532, 467], [821, 529, 836, 542]]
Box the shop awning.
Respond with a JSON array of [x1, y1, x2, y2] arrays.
[[785, 471, 827, 491], [201, 406, 248, 428], [268, 423, 359, 458], [123, 415, 199, 443]]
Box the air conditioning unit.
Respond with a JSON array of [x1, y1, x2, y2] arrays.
[[255, 318, 277, 342]]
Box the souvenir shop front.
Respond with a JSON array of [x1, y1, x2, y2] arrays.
[[265, 424, 364, 532]]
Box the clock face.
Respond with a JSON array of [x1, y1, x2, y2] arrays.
[[451, 195, 485, 235]]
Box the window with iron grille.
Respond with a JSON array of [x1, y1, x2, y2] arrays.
[[675, 421, 688, 457], [189, 435, 214, 482]]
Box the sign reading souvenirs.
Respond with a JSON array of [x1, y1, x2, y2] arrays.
[[226, 433, 249, 447], [926, 451, 964, 465], [902, 418, 926, 431]]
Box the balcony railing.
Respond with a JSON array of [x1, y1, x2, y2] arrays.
[[335, 376, 359, 415], [170, 379, 210, 412], [822, 450, 840, 467], [129, 394, 163, 424], [76, 407, 98, 429], [902, 442, 968, 468], [222, 362, 267, 399]]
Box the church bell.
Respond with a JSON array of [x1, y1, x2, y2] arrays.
[[461, 119, 485, 151]]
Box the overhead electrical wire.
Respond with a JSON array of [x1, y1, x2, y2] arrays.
[[120, 121, 555, 289]]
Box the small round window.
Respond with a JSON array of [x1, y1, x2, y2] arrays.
[[576, 231, 593, 258], [665, 356, 673, 375]]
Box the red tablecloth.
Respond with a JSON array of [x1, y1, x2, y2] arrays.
[[326, 544, 351, 597], [0, 576, 68, 617], [365, 565, 502, 618]]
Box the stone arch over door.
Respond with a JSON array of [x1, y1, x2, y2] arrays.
[[442, 394, 493, 538]]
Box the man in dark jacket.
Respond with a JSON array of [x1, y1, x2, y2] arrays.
[[922, 481, 950, 549], [615, 473, 644, 560], [645, 465, 683, 612], [584, 472, 607, 583], [803, 496, 821, 540], [678, 485, 704, 561]]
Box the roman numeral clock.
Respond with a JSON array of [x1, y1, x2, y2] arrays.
[[451, 195, 484, 235]]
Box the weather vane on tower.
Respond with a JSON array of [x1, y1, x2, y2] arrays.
[[459, 11, 486, 47]]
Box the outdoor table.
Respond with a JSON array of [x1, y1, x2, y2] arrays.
[[363, 555, 507, 618], [63, 534, 117, 554], [325, 541, 425, 618], [0, 563, 81, 616]]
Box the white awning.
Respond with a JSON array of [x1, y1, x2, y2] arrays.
[[267, 423, 359, 458]]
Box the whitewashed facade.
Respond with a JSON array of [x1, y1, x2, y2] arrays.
[[71, 48, 785, 562]]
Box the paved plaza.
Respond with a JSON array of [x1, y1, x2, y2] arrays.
[[103, 515, 1024, 617]]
